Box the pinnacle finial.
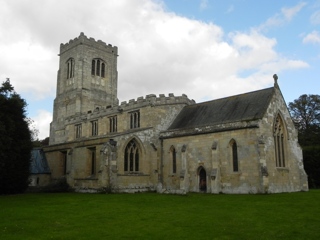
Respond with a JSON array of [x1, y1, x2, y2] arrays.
[[273, 74, 278, 83]]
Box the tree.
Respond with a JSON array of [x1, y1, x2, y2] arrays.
[[288, 94, 320, 188], [288, 94, 320, 146], [0, 79, 33, 194]]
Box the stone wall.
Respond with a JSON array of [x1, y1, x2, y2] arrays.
[[44, 93, 194, 192], [50, 33, 118, 144]]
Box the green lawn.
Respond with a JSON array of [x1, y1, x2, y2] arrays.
[[1, 191, 320, 240]]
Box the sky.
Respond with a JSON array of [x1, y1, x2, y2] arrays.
[[0, 0, 319, 139]]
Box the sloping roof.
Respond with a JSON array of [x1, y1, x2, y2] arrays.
[[168, 87, 275, 130], [30, 148, 51, 174]]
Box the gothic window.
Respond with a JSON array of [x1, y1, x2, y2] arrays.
[[91, 60, 96, 75], [88, 148, 96, 175], [170, 146, 177, 174], [96, 60, 100, 76], [130, 111, 140, 129], [101, 63, 105, 77], [230, 139, 239, 172], [109, 116, 117, 133], [75, 124, 82, 138], [91, 120, 98, 136], [91, 58, 106, 78], [66, 58, 75, 79], [124, 139, 140, 172], [61, 151, 67, 175], [274, 114, 286, 167]]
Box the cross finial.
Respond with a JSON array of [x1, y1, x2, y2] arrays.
[[273, 74, 278, 83]]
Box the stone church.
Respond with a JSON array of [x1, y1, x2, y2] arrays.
[[43, 33, 308, 194]]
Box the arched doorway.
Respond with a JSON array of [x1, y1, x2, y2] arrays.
[[198, 167, 207, 192]]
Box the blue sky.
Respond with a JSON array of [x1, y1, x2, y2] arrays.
[[0, 0, 319, 139]]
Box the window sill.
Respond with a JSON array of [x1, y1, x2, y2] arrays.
[[118, 172, 149, 176], [276, 167, 289, 172]]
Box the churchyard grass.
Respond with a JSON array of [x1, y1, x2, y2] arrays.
[[1, 190, 320, 240]]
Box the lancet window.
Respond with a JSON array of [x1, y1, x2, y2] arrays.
[[230, 139, 239, 172], [88, 148, 96, 175], [274, 114, 286, 167], [170, 146, 177, 174], [66, 58, 75, 79]]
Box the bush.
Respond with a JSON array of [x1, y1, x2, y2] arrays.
[[303, 146, 320, 188]]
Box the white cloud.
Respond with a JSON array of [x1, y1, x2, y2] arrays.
[[200, 0, 208, 11], [0, 0, 309, 138], [258, 2, 306, 31], [303, 30, 320, 44], [282, 2, 307, 21], [226, 5, 234, 14], [31, 110, 52, 140], [310, 10, 320, 25]]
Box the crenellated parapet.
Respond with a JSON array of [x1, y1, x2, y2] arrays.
[[59, 32, 118, 55], [65, 93, 195, 124], [120, 93, 195, 108]]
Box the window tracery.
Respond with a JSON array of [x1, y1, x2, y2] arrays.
[[124, 139, 140, 172], [274, 114, 286, 167]]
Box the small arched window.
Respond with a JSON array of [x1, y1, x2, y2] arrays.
[[96, 60, 100, 76], [124, 139, 140, 172], [170, 146, 177, 174], [91, 60, 96, 75], [230, 139, 239, 172], [274, 114, 286, 167], [101, 63, 105, 77], [66, 58, 75, 79]]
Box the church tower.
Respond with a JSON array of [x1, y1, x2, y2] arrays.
[[50, 33, 118, 144]]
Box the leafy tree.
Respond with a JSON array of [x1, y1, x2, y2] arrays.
[[33, 137, 50, 148], [288, 94, 320, 146], [0, 79, 33, 194], [288, 94, 320, 188]]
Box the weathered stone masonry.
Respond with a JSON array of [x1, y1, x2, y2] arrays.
[[44, 33, 308, 194]]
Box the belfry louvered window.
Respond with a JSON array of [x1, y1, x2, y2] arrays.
[[91, 59, 106, 78], [66, 58, 75, 79]]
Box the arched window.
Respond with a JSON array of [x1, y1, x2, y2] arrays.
[[170, 146, 177, 174], [91, 60, 96, 75], [96, 60, 100, 76], [274, 114, 286, 167], [91, 58, 106, 78], [230, 139, 239, 172], [124, 139, 140, 172], [66, 58, 74, 79], [101, 63, 105, 77], [130, 111, 140, 129]]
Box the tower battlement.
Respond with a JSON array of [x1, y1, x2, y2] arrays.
[[59, 32, 118, 55]]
